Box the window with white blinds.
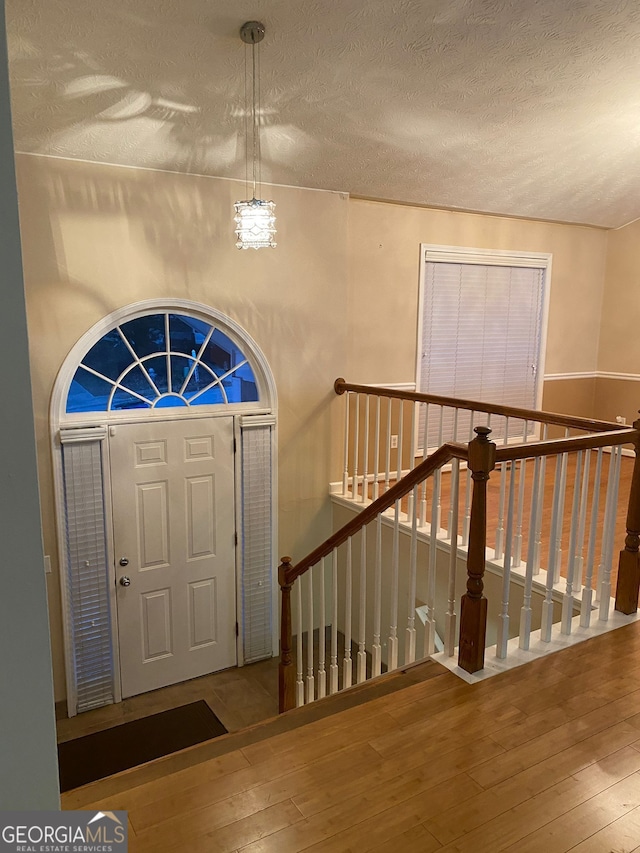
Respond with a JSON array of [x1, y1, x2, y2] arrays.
[[240, 418, 275, 663], [61, 431, 114, 713], [418, 247, 549, 448]]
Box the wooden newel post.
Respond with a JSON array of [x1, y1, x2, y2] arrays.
[[615, 417, 640, 614], [458, 426, 496, 674], [278, 556, 296, 713]]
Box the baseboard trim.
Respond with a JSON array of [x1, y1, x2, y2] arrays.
[[544, 371, 640, 383]]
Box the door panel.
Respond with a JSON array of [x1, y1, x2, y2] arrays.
[[110, 417, 236, 698]]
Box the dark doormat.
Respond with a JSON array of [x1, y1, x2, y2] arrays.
[[58, 700, 227, 792]]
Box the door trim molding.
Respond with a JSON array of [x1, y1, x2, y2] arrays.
[[51, 300, 278, 716]]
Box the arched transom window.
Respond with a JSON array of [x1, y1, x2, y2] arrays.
[[67, 312, 259, 413]]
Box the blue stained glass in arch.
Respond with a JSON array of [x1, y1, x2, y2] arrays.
[[120, 315, 166, 358], [65, 311, 261, 413], [188, 385, 225, 405], [183, 363, 219, 399], [81, 330, 132, 382], [155, 395, 189, 408], [169, 314, 212, 355], [119, 364, 155, 401], [170, 355, 194, 393], [143, 356, 169, 394], [111, 389, 151, 410], [67, 370, 112, 412]]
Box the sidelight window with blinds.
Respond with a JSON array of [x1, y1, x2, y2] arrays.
[[417, 245, 550, 450]]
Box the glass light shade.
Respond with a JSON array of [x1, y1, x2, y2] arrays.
[[234, 198, 277, 249]]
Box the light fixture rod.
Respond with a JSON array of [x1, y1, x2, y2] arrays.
[[240, 22, 266, 200], [235, 21, 276, 250], [251, 32, 257, 196]]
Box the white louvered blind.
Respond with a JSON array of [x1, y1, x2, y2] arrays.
[[61, 434, 114, 713], [241, 419, 274, 662], [419, 260, 545, 448]]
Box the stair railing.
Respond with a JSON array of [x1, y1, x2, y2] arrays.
[[278, 381, 640, 712], [279, 442, 466, 712]]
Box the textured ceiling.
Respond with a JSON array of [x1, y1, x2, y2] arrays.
[[6, 0, 640, 227]]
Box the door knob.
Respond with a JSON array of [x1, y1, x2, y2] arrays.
[[119, 576, 131, 587], [119, 557, 129, 567]]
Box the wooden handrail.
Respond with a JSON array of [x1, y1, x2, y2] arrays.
[[281, 441, 467, 586], [494, 428, 638, 463], [279, 386, 640, 711], [334, 378, 622, 434]]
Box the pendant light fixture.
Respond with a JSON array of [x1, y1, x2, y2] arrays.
[[234, 21, 277, 250]]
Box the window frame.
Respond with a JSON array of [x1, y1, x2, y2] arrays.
[[55, 299, 275, 427], [415, 244, 552, 450]]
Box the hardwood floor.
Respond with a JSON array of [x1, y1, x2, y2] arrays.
[[63, 620, 640, 852]]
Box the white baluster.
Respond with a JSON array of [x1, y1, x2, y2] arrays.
[[410, 398, 417, 468], [598, 447, 622, 621], [445, 459, 460, 657], [352, 394, 360, 500], [425, 471, 439, 657], [317, 558, 326, 700], [520, 456, 541, 650], [372, 515, 382, 677], [388, 500, 400, 670], [342, 391, 350, 496], [357, 527, 367, 683], [361, 396, 370, 504], [542, 453, 562, 642], [419, 404, 429, 528], [343, 537, 353, 688], [553, 448, 569, 583], [397, 399, 404, 487], [497, 462, 517, 659], [513, 420, 529, 568], [295, 580, 304, 706], [407, 402, 417, 518], [306, 569, 315, 703], [329, 548, 339, 693], [533, 425, 548, 575], [462, 413, 474, 546], [574, 449, 592, 596], [384, 397, 392, 493], [546, 454, 564, 587], [495, 417, 510, 560], [562, 452, 583, 635], [373, 396, 381, 500], [405, 485, 419, 665], [581, 449, 603, 628], [447, 409, 459, 536], [433, 406, 444, 533]]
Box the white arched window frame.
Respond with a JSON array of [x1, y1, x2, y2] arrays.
[[51, 299, 278, 715]]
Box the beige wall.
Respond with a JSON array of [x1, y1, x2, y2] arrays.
[[346, 199, 609, 384], [541, 377, 597, 421], [17, 155, 618, 704], [16, 154, 348, 701], [600, 219, 640, 374], [597, 218, 640, 425]]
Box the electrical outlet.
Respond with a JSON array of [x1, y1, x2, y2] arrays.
[[390, 435, 398, 449], [616, 415, 626, 425]]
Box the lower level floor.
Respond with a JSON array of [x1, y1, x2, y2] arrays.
[[63, 620, 640, 852]]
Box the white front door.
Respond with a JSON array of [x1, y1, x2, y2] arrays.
[[109, 417, 237, 698]]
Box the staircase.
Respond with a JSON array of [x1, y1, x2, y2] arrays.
[[278, 379, 640, 711]]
